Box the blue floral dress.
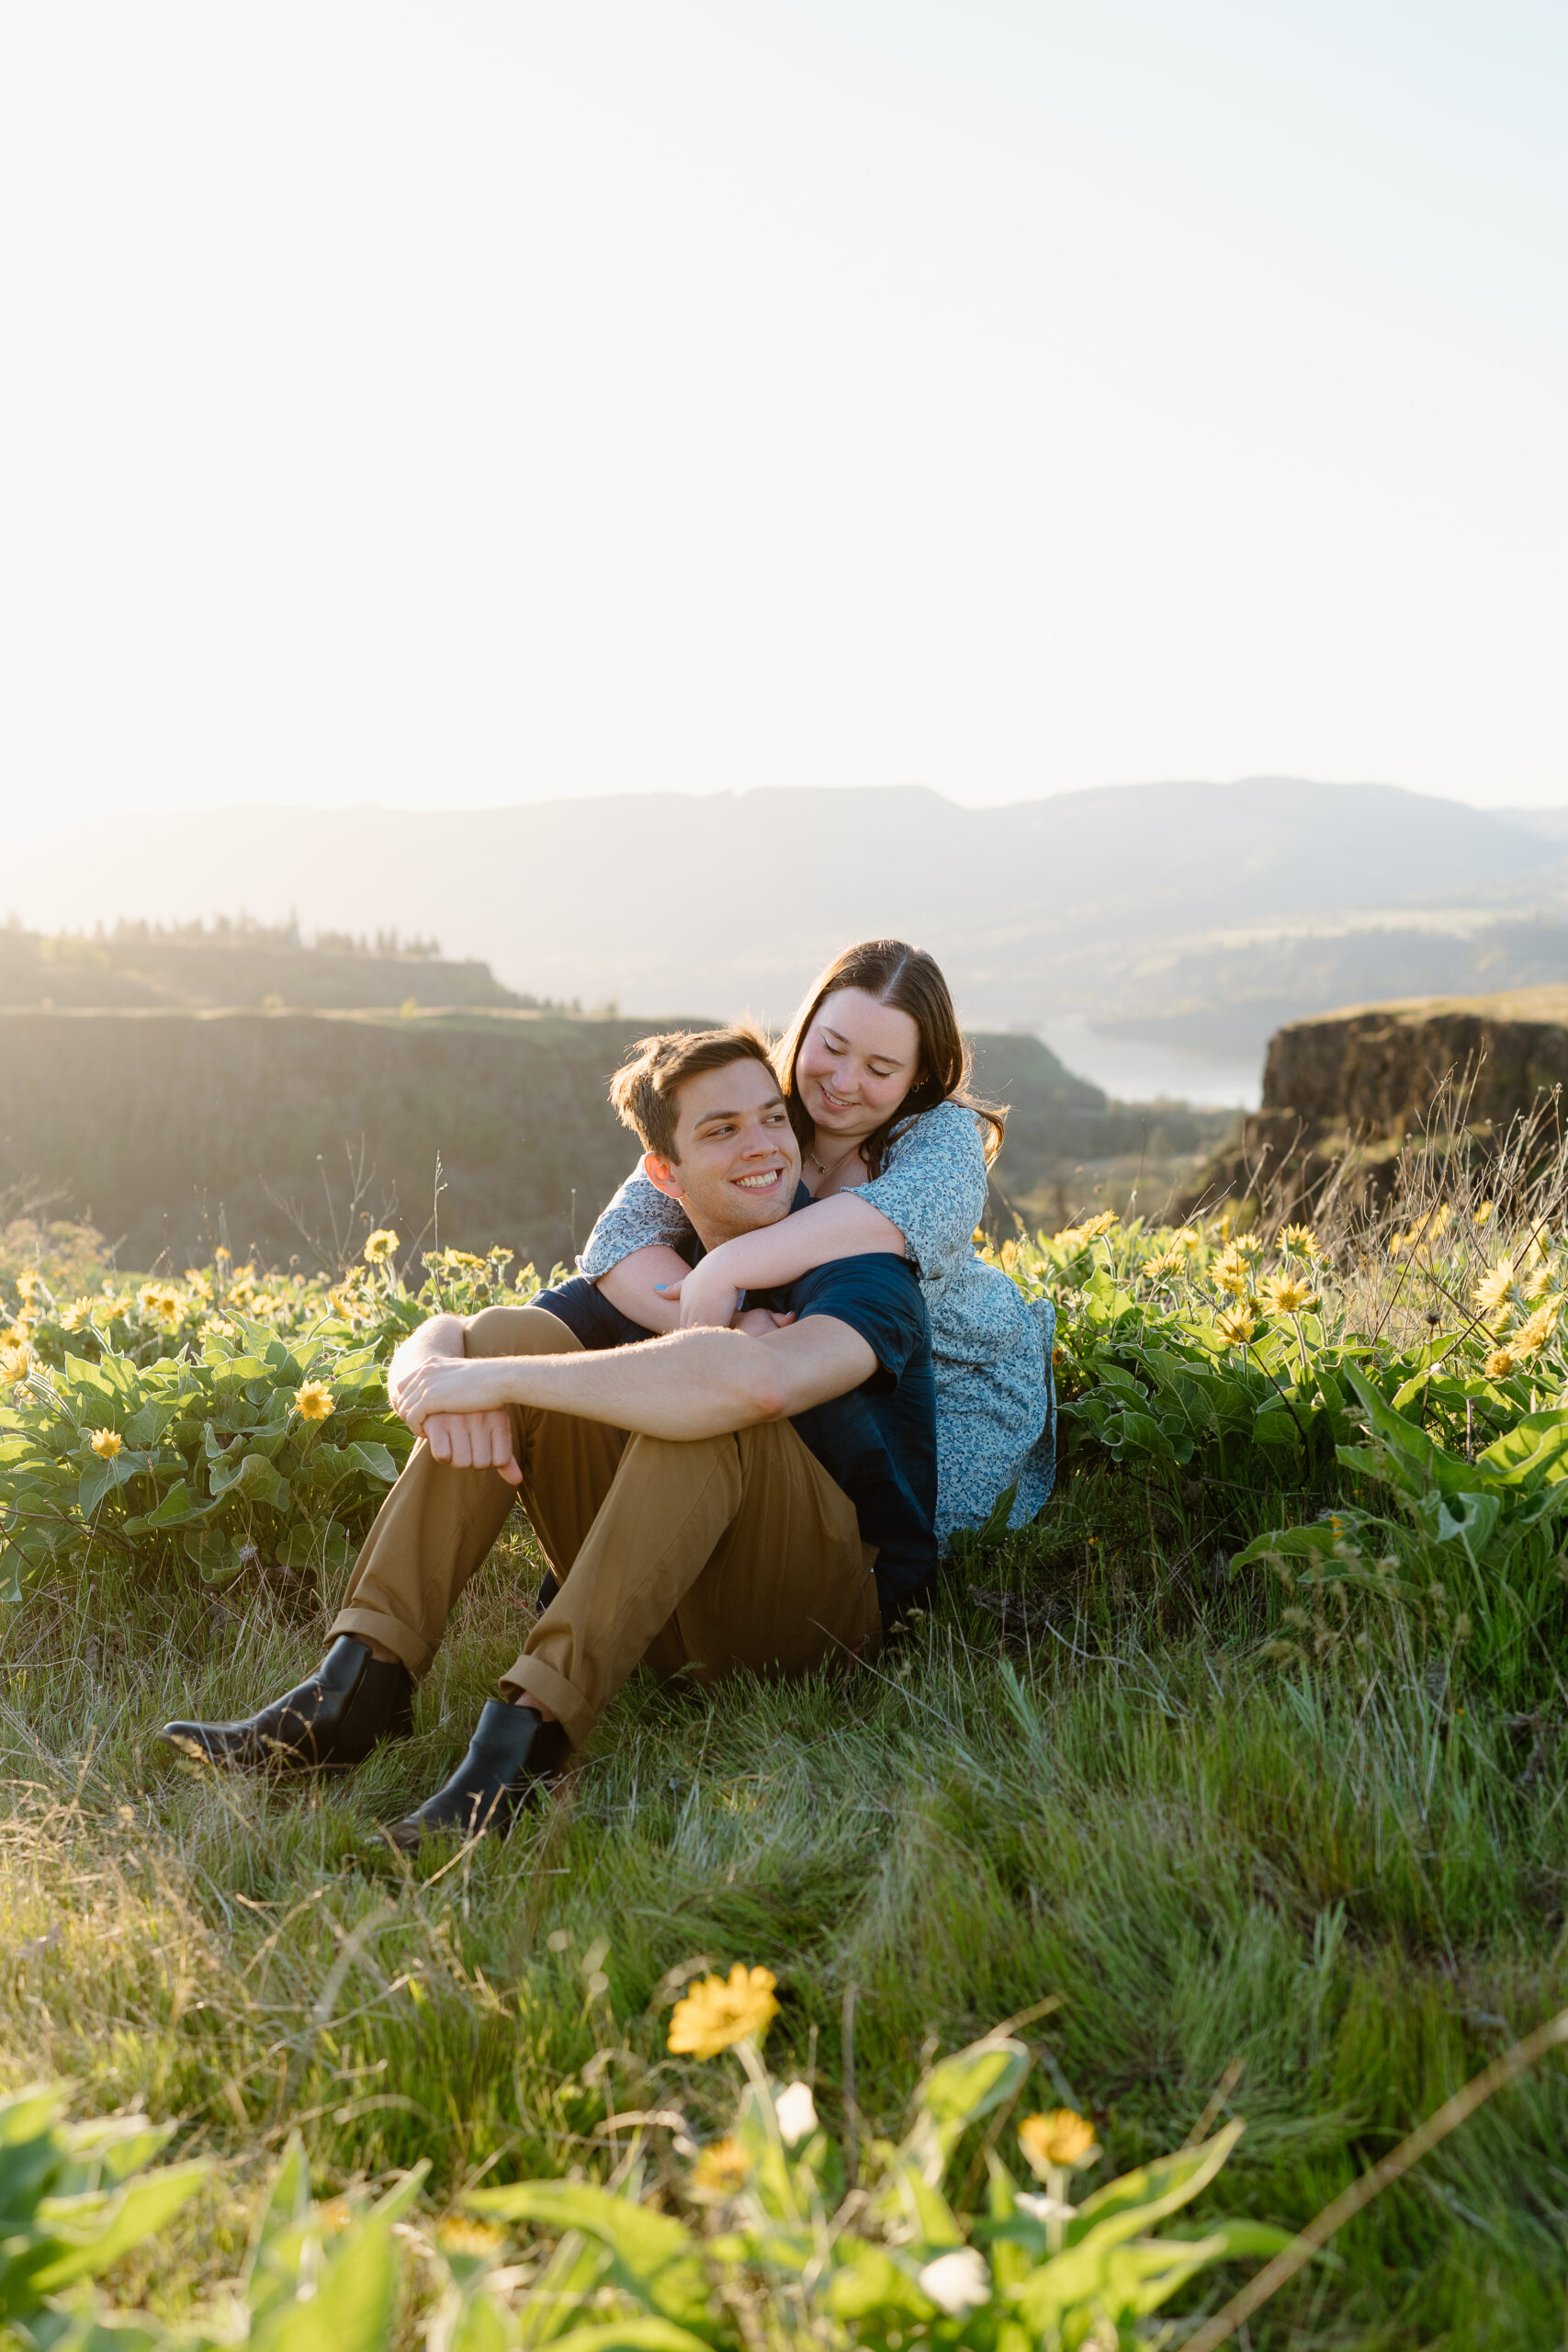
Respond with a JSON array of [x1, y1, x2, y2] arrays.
[[577, 1101, 1055, 1546]]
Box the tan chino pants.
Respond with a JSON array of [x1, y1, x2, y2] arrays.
[[331, 1305, 883, 1748]]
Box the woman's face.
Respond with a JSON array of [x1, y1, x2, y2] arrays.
[[795, 988, 920, 1141]]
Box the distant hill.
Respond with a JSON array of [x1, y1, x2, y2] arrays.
[[0, 1009, 1230, 1271], [14, 780, 1568, 1086], [0, 917, 545, 1013]]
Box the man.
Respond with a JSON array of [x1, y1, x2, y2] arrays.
[[161, 1024, 936, 1849]]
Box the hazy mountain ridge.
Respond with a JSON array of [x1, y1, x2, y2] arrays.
[[13, 780, 1568, 1085]]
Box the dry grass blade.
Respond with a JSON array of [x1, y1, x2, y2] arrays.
[[1182, 2006, 1568, 2352]]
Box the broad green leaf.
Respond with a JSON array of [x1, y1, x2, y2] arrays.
[[1069, 2121, 1246, 2254], [28, 2160, 209, 2291], [467, 2181, 716, 2339]]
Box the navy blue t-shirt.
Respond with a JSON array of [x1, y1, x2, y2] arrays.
[[532, 1248, 937, 1623]]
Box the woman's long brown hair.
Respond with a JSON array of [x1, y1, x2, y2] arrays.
[[774, 938, 1006, 1180]]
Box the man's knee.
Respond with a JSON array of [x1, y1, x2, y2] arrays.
[[465, 1304, 582, 1360]]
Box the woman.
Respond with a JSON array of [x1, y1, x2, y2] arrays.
[[580, 939, 1055, 1546]]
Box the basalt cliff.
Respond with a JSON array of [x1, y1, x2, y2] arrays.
[[1179, 986, 1568, 1219]]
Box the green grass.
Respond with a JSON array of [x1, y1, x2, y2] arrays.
[[5, 1461, 1568, 2346]]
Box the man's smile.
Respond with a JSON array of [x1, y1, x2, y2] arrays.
[[734, 1167, 786, 1191]]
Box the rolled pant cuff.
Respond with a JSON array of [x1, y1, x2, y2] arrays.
[[501, 1653, 593, 1750], [330, 1607, 432, 1679]]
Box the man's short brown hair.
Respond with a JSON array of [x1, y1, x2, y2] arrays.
[[608, 1024, 779, 1161]]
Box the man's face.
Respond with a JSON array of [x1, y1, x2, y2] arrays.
[[645, 1056, 800, 1245]]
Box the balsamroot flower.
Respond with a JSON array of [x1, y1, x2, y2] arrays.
[[917, 2248, 991, 2316], [773, 2080, 818, 2146], [1261, 1270, 1317, 1317], [1484, 1347, 1517, 1379], [1173, 1225, 1202, 1251], [1019, 2109, 1100, 2176], [434, 2216, 505, 2256], [0, 1343, 29, 1385], [295, 1379, 335, 1420], [90, 1428, 123, 1459], [1145, 1248, 1186, 1281], [1280, 1223, 1320, 1256], [1214, 1303, 1258, 1347], [1211, 1249, 1250, 1299], [1511, 1299, 1560, 1359], [690, 2135, 751, 2197], [1473, 1261, 1516, 1313], [1054, 1210, 1119, 1250], [364, 1228, 400, 1264], [668, 1963, 779, 2057]]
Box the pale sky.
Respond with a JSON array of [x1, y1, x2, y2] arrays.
[[3, 0, 1565, 840]]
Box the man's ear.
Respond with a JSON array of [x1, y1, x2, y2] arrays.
[[642, 1149, 687, 1203]]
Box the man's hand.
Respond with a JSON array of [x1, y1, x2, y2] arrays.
[[387, 1310, 466, 1418], [733, 1306, 796, 1338], [396, 1352, 518, 1430], [423, 1408, 523, 1484]]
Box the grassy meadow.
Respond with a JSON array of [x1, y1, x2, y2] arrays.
[[6, 1123, 1568, 2345]]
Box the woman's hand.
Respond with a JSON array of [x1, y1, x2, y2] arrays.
[[732, 1306, 796, 1338], [661, 1254, 744, 1330]]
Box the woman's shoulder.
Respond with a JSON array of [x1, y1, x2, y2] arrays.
[[884, 1098, 988, 1167]]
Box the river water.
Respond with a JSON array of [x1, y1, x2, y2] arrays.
[[1036, 1013, 1262, 1111]]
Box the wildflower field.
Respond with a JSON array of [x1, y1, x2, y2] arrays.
[[6, 1110, 1568, 2347]]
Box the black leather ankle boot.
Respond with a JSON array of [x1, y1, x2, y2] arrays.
[[160, 1636, 415, 1772], [382, 1700, 570, 1851]]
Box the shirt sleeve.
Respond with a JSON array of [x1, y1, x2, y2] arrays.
[[789, 1257, 928, 1381], [577, 1167, 695, 1279], [841, 1102, 989, 1282]]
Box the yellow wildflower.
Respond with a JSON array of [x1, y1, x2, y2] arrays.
[[1472, 1202, 1494, 1228], [1523, 1264, 1553, 1302], [668, 1963, 779, 2057], [184, 1268, 214, 1301], [1, 1320, 28, 1349], [690, 2136, 752, 2197], [999, 1238, 1019, 1272], [1019, 2109, 1099, 2177], [446, 1250, 485, 1268], [364, 1228, 400, 1264], [0, 1343, 29, 1385], [1145, 1248, 1186, 1281], [1173, 1226, 1202, 1251], [1525, 1227, 1551, 1267], [1473, 1261, 1516, 1314], [1261, 1269, 1317, 1316], [1234, 1231, 1264, 1258], [90, 1428, 123, 1458], [295, 1379, 335, 1420], [434, 2216, 506, 2256], [1280, 1223, 1319, 1257], [1054, 1210, 1119, 1251], [1484, 1347, 1517, 1379], [1214, 1303, 1257, 1346], [1211, 1246, 1250, 1298], [16, 1271, 41, 1301], [1512, 1298, 1560, 1359], [60, 1297, 96, 1331], [214, 1243, 231, 1261], [137, 1281, 183, 1325]]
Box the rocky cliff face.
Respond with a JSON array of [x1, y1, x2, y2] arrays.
[[1178, 986, 1568, 1219]]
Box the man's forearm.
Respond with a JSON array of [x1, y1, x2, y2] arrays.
[[407, 1327, 789, 1442]]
